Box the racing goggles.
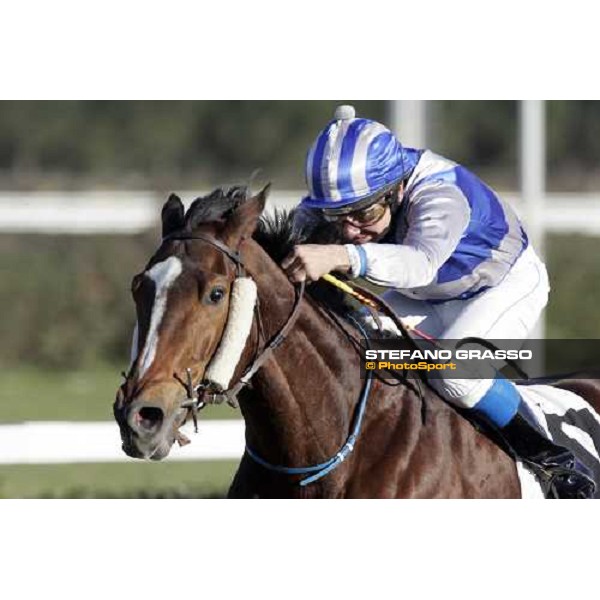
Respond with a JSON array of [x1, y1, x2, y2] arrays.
[[322, 191, 395, 225]]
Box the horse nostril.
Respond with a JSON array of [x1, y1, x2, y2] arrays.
[[132, 405, 164, 434]]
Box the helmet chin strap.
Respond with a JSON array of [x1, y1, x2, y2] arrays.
[[204, 276, 257, 391]]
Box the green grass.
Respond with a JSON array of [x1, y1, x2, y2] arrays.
[[0, 364, 239, 423], [0, 366, 241, 498], [0, 460, 238, 498]]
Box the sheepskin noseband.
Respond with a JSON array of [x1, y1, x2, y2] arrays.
[[204, 276, 257, 391]]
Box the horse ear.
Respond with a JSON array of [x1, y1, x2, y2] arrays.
[[222, 184, 270, 248], [161, 193, 185, 238]]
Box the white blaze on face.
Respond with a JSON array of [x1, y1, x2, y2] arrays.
[[129, 322, 139, 369], [136, 256, 183, 377]]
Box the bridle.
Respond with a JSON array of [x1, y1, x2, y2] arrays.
[[122, 231, 305, 436], [120, 230, 375, 487]]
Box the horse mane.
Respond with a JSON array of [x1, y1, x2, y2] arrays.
[[254, 208, 351, 315], [184, 186, 250, 229], [183, 186, 351, 313]]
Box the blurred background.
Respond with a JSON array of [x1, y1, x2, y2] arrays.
[[1, 100, 599, 498]]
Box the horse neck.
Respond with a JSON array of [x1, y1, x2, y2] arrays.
[[238, 241, 362, 468]]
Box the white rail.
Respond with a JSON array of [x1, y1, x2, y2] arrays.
[[0, 190, 301, 234], [1, 191, 600, 234], [0, 420, 245, 464]]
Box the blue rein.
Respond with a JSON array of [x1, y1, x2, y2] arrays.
[[245, 315, 374, 487]]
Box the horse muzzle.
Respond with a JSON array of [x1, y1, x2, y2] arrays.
[[114, 395, 185, 461]]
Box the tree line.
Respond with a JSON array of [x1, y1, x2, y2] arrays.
[[1, 101, 599, 192]]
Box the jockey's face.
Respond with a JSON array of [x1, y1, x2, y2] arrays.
[[341, 205, 392, 244], [340, 185, 402, 244]]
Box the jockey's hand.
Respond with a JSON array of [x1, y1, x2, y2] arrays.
[[363, 313, 427, 337], [281, 244, 350, 283], [362, 314, 403, 338]]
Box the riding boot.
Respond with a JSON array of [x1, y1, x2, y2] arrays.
[[472, 375, 596, 499], [499, 400, 596, 499]]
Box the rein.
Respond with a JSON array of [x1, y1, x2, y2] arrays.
[[245, 314, 375, 487]]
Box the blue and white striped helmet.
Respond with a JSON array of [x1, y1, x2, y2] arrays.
[[301, 105, 411, 212]]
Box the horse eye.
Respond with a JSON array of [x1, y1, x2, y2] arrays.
[[208, 286, 226, 304]]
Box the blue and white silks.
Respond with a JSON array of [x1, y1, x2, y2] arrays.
[[297, 149, 529, 304]]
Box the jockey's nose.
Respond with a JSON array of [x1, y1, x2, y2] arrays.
[[127, 401, 165, 438], [342, 222, 362, 239]]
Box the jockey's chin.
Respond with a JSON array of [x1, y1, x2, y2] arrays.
[[344, 231, 377, 244]]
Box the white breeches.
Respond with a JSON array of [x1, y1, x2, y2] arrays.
[[379, 245, 551, 408]]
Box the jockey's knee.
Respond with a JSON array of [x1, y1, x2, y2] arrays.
[[430, 377, 493, 408], [431, 375, 521, 428]]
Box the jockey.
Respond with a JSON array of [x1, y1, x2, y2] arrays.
[[283, 104, 595, 499]]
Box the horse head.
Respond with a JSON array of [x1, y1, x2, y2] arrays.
[[113, 186, 268, 460]]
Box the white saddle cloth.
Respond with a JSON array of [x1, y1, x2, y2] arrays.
[[515, 383, 600, 499]]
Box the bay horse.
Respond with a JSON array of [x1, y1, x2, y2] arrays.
[[113, 186, 600, 498]]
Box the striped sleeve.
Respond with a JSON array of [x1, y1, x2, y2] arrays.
[[360, 183, 471, 289]]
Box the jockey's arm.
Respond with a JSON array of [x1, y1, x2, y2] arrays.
[[346, 185, 470, 289]]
